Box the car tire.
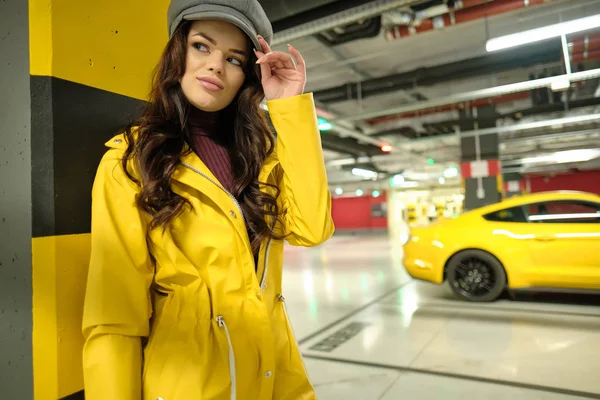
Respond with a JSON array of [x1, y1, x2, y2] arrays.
[[446, 250, 506, 302]]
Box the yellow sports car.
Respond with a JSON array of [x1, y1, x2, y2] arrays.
[[403, 191, 600, 301]]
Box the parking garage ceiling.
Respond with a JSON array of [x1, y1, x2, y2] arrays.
[[259, 0, 600, 189]]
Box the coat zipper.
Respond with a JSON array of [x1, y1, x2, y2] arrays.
[[276, 295, 310, 377], [259, 215, 275, 291], [181, 162, 246, 225], [217, 315, 237, 400], [183, 162, 277, 289]]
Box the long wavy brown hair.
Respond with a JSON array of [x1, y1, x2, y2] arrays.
[[121, 20, 283, 254]]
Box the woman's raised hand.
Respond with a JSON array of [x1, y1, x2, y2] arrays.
[[254, 35, 306, 101]]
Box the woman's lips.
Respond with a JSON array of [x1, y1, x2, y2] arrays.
[[197, 77, 224, 91]]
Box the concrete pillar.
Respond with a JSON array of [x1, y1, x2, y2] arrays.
[[0, 0, 33, 398], [503, 172, 526, 197], [459, 106, 502, 211], [27, 0, 165, 398]]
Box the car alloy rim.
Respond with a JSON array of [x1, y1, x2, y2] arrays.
[[453, 257, 495, 298]]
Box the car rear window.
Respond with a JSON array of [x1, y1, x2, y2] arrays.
[[483, 206, 527, 223]]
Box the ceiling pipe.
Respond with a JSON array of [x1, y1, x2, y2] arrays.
[[313, 39, 563, 103], [367, 92, 530, 126], [369, 87, 600, 133], [362, 34, 600, 126], [418, 96, 600, 136], [326, 113, 600, 167], [330, 68, 600, 123], [260, 0, 342, 23], [569, 33, 600, 55], [385, 0, 549, 40], [384, 0, 490, 40], [270, 0, 380, 32], [272, 0, 423, 45], [320, 134, 381, 157]]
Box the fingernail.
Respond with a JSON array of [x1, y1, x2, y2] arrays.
[[287, 44, 292, 47]]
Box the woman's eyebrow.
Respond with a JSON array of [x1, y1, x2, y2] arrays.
[[193, 32, 248, 57]]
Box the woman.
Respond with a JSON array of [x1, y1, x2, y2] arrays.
[[81, 0, 334, 399]]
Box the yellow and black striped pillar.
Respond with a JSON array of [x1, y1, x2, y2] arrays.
[[27, 0, 169, 398]]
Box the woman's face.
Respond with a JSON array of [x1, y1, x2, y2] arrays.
[[180, 20, 249, 112]]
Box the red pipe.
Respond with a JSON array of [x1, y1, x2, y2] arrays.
[[569, 34, 600, 55], [386, 0, 549, 40], [570, 48, 600, 63], [365, 46, 600, 126], [458, 0, 494, 8], [366, 92, 530, 126]]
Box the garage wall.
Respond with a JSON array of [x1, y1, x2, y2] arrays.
[[528, 170, 600, 195], [0, 0, 33, 398], [332, 193, 388, 230]]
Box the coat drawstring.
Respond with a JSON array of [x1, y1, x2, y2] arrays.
[[217, 315, 236, 400]]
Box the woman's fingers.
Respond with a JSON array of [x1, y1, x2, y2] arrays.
[[258, 35, 271, 55], [288, 44, 306, 75], [254, 48, 272, 82], [257, 51, 296, 70]]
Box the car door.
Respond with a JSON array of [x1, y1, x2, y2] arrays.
[[523, 199, 600, 289]]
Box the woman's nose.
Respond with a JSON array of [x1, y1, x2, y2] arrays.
[[206, 54, 224, 74]]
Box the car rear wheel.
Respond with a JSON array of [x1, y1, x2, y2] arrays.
[[447, 250, 506, 302]]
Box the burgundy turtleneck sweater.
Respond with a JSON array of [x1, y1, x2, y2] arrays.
[[187, 106, 259, 267], [188, 106, 234, 193]]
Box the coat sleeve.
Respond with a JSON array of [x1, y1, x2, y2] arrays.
[[266, 93, 335, 247], [82, 148, 154, 400]]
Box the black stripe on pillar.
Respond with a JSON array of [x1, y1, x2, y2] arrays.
[[60, 389, 85, 399], [31, 76, 145, 238]]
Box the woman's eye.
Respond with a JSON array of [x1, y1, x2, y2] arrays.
[[193, 43, 208, 52], [228, 57, 243, 67]]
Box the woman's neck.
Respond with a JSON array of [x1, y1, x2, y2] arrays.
[[188, 106, 220, 138]]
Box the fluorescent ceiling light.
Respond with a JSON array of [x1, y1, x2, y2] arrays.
[[352, 168, 378, 179], [550, 78, 570, 92], [392, 181, 419, 189], [486, 14, 600, 52], [355, 189, 364, 196], [334, 187, 343, 195], [390, 174, 405, 186], [443, 166, 459, 178], [521, 149, 600, 165], [402, 171, 430, 181]]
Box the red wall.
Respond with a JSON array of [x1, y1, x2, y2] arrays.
[[528, 170, 600, 195], [331, 192, 388, 230]]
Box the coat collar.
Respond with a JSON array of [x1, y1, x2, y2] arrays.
[[106, 133, 280, 199]]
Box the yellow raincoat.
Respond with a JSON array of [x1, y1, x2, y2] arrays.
[[82, 93, 334, 400]]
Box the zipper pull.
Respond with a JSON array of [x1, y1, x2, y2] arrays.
[[277, 294, 285, 302], [216, 315, 225, 327]]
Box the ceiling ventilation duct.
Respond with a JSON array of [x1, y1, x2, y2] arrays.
[[264, 0, 378, 32], [259, 0, 342, 23], [316, 17, 382, 46]]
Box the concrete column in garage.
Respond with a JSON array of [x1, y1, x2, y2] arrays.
[[459, 106, 502, 211], [0, 0, 33, 398], [28, 0, 162, 397], [503, 172, 526, 197]]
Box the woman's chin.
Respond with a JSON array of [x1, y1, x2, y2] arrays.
[[189, 97, 226, 113]]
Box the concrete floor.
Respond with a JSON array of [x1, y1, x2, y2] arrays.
[[282, 233, 600, 400]]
